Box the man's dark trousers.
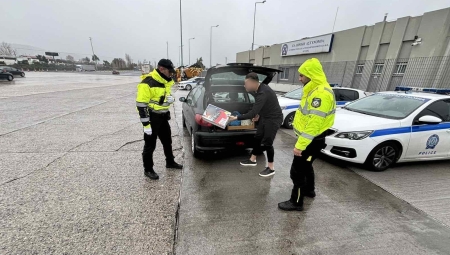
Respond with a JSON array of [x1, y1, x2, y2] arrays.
[[290, 135, 326, 206], [142, 111, 175, 170]]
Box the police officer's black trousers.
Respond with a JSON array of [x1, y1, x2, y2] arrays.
[[142, 112, 174, 171], [290, 136, 326, 206]]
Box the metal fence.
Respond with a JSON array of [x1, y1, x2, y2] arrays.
[[263, 56, 450, 92]]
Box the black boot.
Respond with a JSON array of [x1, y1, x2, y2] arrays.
[[278, 200, 304, 211], [305, 190, 316, 198], [144, 169, 159, 180], [166, 160, 183, 169]]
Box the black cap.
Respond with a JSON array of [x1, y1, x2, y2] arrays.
[[158, 59, 176, 73]]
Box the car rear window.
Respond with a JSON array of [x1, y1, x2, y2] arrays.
[[211, 71, 267, 85], [210, 92, 252, 103]]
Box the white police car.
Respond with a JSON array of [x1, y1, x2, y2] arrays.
[[177, 77, 204, 90], [322, 86, 450, 171], [279, 85, 366, 129]]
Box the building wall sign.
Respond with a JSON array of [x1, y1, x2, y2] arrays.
[[281, 34, 334, 56]]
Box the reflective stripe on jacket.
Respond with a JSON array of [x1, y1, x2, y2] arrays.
[[293, 58, 336, 150]]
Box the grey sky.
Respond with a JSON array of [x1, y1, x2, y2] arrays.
[[3, 0, 450, 66]]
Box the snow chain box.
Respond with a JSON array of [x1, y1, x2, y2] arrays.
[[202, 104, 231, 129]]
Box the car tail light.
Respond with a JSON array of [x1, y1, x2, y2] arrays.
[[195, 114, 213, 127], [236, 142, 245, 146]]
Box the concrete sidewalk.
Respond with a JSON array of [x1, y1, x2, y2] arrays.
[[0, 74, 183, 254]]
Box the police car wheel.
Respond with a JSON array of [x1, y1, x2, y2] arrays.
[[366, 142, 399, 172], [283, 112, 295, 129], [186, 84, 192, 90]]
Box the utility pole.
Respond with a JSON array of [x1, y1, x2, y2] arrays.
[[189, 37, 195, 65], [166, 41, 169, 59], [210, 25, 219, 68], [225, 57, 227, 64], [89, 37, 97, 70], [252, 1, 266, 51], [179, 0, 184, 66]]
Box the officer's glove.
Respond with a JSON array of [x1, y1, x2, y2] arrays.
[[143, 125, 152, 135], [167, 95, 175, 104]]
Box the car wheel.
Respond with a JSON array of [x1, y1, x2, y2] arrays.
[[20, 73, 25, 77], [365, 142, 399, 172], [186, 84, 192, 90], [7, 75, 13, 81], [191, 131, 201, 158], [283, 112, 295, 129]]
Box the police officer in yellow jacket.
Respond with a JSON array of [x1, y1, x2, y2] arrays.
[[136, 59, 183, 180], [279, 58, 336, 211]]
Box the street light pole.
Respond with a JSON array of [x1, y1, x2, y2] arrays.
[[189, 37, 195, 65], [179, 0, 184, 66], [166, 41, 169, 59], [210, 25, 219, 68], [251, 1, 266, 51], [89, 37, 97, 70]]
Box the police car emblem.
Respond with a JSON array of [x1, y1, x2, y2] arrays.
[[281, 44, 289, 56], [426, 134, 439, 149], [312, 98, 321, 108]]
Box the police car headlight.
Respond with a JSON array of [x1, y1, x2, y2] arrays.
[[335, 131, 373, 140]]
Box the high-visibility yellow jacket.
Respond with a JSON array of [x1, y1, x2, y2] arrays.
[[293, 58, 336, 150], [136, 69, 175, 127]]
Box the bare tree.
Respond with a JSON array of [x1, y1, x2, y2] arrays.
[[66, 55, 75, 62], [0, 42, 17, 56], [125, 54, 132, 68]]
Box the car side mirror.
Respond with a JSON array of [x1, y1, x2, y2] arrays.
[[418, 115, 442, 124], [179, 97, 186, 102]]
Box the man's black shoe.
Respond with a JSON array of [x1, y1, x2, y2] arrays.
[[240, 159, 257, 166], [305, 191, 316, 198], [278, 200, 304, 211], [259, 167, 275, 177], [166, 161, 183, 169], [144, 170, 159, 180]]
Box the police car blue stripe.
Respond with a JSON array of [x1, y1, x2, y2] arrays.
[[336, 101, 347, 105], [370, 123, 450, 137], [285, 105, 299, 110], [370, 127, 411, 137], [412, 122, 450, 132]]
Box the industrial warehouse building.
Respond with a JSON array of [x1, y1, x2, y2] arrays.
[[236, 7, 450, 92]]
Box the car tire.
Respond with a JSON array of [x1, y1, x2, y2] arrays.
[[365, 142, 399, 172], [7, 75, 13, 81], [191, 131, 201, 158], [20, 73, 25, 77], [182, 112, 187, 128], [185, 84, 192, 90], [283, 112, 295, 129]]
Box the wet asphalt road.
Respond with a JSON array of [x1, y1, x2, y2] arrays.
[[173, 89, 450, 254], [3, 73, 450, 254]]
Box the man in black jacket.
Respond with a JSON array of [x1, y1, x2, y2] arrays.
[[229, 72, 283, 177]]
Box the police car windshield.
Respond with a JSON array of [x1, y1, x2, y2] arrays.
[[344, 93, 428, 119], [284, 88, 303, 100]]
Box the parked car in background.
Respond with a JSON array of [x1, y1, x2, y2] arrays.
[[278, 86, 367, 129], [0, 70, 14, 81], [178, 77, 205, 90], [112, 70, 120, 75], [322, 86, 450, 171], [179, 63, 280, 157], [0, 66, 25, 77]]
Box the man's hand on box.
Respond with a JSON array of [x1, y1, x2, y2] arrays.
[[252, 114, 260, 122]]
